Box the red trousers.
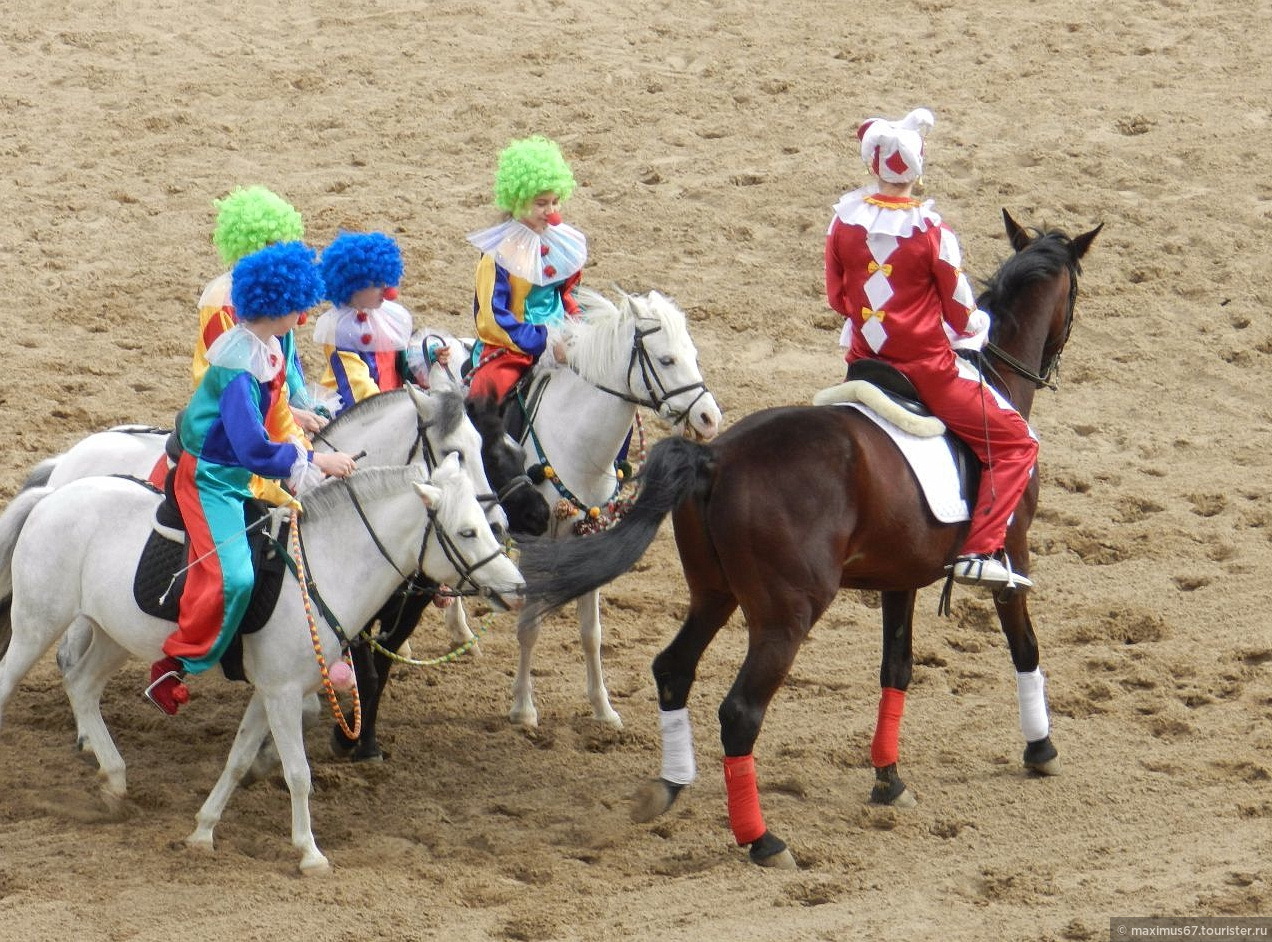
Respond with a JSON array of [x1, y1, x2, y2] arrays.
[[467, 348, 534, 404], [901, 360, 1038, 556]]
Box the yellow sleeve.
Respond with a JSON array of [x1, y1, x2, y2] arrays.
[[193, 304, 236, 389]]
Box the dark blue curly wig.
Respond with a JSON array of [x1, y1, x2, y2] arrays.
[[319, 232, 403, 307], [230, 241, 325, 321]]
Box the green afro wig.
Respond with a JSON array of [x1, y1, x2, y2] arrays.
[[212, 186, 305, 268], [493, 136, 576, 218]]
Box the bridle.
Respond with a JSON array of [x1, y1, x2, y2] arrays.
[[983, 254, 1079, 393], [593, 318, 712, 427]]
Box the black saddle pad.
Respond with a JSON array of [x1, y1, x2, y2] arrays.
[[132, 501, 290, 681]]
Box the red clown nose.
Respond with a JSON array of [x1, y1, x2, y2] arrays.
[[383, 287, 399, 301], [545, 212, 563, 226], [297, 312, 308, 326]]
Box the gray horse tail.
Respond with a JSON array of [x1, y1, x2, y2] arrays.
[[20, 456, 59, 491], [0, 486, 55, 656], [518, 437, 715, 617]]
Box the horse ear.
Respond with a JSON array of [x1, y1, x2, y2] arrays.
[[413, 480, 443, 509], [1070, 221, 1103, 261], [1002, 209, 1031, 252], [405, 381, 433, 417]]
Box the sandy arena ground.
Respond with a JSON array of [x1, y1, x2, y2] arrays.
[[0, 1, 1269, 939]]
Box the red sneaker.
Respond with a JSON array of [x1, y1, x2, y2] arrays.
[[144, 657, 190, 715]]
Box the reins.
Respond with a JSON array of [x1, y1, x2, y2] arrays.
[[592, 321, 712, 427]]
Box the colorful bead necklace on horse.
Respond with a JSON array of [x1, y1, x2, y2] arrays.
[[518, 209, 1101, 869]]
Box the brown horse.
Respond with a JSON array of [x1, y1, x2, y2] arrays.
[[518, 210, 1102, 868]]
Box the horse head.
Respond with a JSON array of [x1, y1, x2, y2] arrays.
[[465, 395, 551, 537], [980, 211, 1103, 408], [565, 287, 722, 441], [415, 453, 525, 612]]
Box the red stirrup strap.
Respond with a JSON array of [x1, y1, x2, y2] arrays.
[[723, 754, 766, 845]]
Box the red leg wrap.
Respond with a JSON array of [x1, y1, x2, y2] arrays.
[[870, 687, 906, 768], [723, 753, 766, 845]]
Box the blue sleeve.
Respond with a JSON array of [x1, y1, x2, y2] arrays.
[[219, 373, 303, 479], [491, 266, 547, 357]]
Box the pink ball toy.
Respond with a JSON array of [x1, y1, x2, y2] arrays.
[[328, 660, 355, 691]]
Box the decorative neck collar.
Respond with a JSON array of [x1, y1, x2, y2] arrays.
[[467, 219, 587, 286]]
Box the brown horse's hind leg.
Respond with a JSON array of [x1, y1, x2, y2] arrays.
[[870, 591, 918, 807]]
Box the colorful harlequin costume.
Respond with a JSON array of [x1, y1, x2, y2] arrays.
[[189, 186, 314, 507], [148, 241, 327, 714], [313, 232, 412, 415], [824, 108, 1038, 570], [467, 136, 587, 404]]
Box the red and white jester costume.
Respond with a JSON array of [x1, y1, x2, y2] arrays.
[[824, 107, 1038, 590]]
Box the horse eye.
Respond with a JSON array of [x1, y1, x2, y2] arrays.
[[659, 355, 676, 367], [459, 527, 478, 539], [445, 450, 466, 465]]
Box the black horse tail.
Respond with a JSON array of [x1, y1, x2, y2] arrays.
[[518, 437, 715, 617]]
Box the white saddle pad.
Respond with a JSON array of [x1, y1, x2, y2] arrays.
[[837, 402, 970, 523]]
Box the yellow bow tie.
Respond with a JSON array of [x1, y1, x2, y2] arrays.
[[867, 261, 893, 276], [860, 307, 885, 322]]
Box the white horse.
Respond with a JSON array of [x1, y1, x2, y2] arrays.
[[0, 384, 510, 659], [0, 454, 524, 874], [506, 288, 722, 728]]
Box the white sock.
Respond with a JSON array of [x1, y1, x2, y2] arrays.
[[658, 707, 696, 785], [1016, 668, 1050, 742]]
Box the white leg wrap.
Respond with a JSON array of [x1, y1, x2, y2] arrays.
[[1016, 668, 1050, 742], [658, 707, 696, 785]]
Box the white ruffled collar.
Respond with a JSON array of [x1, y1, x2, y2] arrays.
[[831, 186, 942, 239], [467, 219, 587, 286], [312, 299, 413, 353], [205, 324, 284, 382]]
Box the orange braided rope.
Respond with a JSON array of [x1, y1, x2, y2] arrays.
[[289, 519, 361, 740]]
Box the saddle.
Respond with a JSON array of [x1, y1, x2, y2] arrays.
[[839, 359, 981, 512], [130, 475, 290, 682]]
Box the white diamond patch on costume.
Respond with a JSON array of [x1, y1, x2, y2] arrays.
[[864, 273, 893, 311], [838, 402, 970, 523], [861, 317, 888, 352]]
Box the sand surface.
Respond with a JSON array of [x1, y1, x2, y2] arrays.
[[1, 1, 1269, 939]]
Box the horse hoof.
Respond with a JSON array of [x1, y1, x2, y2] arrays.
[[351, 747, 386, 764], [630, 778, 682, 823], [878, 787, 917, 808], [185, 832, 215, 853], [595, 709, 624, 730], [749, 831, 797, 870], [298, 854, 331, 876], [509, 707, 539, 729], [1023, 736, 1061, 775], [756, 848, 798, 871]]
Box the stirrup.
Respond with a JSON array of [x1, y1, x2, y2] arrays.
[[948, 553, 1033, 590], [144, 668, 189, 715]]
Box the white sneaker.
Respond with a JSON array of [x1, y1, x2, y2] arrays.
[[949, 554, 1033, 590]]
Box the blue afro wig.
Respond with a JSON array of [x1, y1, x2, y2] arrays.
[[230, 241, 325, 321], [319, 232, 403, 307]]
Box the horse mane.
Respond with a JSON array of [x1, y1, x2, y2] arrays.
[[298, 465, 427, 522], [976, 228, 1081, 338], [553, 288, 692, 386], [325, 385, 464, 438]]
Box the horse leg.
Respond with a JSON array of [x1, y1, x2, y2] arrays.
[[443, 599, 479, 653], [718, 624, 808, 871], [188, 690, 273, 853], [631, 587, 737, 824], [993, 589, 1059, 775], [869, 590, 918, 808], [340, 588, 430, 762], [60, 621, 132, 807], [577, 589, 621, 728], [510, 610, 542, 727], [261, 686, 329, 874]]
